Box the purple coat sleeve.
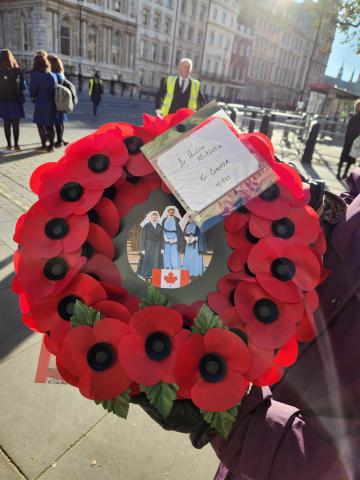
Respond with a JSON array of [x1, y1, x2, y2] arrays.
[[211, 387, 356, 479]]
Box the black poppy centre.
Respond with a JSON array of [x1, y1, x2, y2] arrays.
[[88, 154, 110, 173], [271, 257, 296, 281], [199, 353, 227, 383], [87, 342, 116, 371], [145, 332, 171, 361], [88, 208, 100, 224], [103, 184, 117, 200], [81, 241, 95, 259], [43, 257, 69, 280], [259, 184, 280, 202], [253, 298, 279, 324], [124, 136, 144, 155], [271, 218, 295, 239], [45, 218, 69, 239], [246, 227, 259, 244], [60, 182, 84, 202], [57, 295, 82, 320]]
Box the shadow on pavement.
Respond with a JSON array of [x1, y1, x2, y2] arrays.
[[0, 271, 34, 362], [0, 149, 45, 164]]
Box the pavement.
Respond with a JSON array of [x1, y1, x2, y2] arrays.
[[0, 94, 349, 480]]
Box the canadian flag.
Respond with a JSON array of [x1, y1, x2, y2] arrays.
[[152, 269, 190, 289]]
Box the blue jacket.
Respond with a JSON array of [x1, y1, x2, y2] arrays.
[[29, 71, 58, 126]]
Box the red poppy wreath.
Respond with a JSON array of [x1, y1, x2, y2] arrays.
[[13, 109, 325, 439]]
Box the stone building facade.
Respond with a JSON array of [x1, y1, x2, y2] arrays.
[[0, 0, 338, 106], [0, 0, 137, 84]]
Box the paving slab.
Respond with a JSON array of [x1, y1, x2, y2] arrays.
[[0, 342, 107, 480], [37, 406, 218, 480], [0, 449, 25, 479]]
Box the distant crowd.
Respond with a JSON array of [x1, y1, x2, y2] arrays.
[[0, 49, 104, 152]]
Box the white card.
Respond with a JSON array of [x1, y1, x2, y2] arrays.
[[156, 117, 259, 212]]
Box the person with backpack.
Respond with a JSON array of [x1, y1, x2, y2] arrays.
[[0, 49, 26, 151], [89, 71, 103, 116], [29, 54, 58, 153], [47, 54, 69, 148]]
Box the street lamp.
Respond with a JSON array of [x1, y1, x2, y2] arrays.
[[78, 0, 84, 92]]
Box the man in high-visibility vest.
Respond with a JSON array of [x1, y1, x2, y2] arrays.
[[89, 71, 104, 116], [155, 58, 205, 116]]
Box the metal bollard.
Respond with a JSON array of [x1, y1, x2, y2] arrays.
[[301, 121, 320, 164], [259, 114, 270, 137], [248, 111, 257, 132]]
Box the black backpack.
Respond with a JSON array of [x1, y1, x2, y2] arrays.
[[0, 69, 20, 101]]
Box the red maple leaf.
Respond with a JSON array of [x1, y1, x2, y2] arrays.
[[164, 271, 178, 284]]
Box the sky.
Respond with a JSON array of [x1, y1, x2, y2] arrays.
[[325, 29, 360, 80]]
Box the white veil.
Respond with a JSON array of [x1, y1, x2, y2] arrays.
[[160, 205, 183, 224], [139, 210, 161, 228]]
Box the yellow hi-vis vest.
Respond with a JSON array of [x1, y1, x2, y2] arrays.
[[160, 76, 201, 116]]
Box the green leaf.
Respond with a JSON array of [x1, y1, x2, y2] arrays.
[[200, 405, 239, 439], [191, 304, 224, 334], [139, 285, 170, 309], [140, 382, 179, 417], [94, 389, 131, 419], [70, 299, 102, 328]]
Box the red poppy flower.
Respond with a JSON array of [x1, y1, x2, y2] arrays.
[[227, 246, 258, 277], [137, 173, 161, 193], [295, 289, 319, 342], [58, 318, 130, 400], [93, 300, 132, 324], [253, 336, 298, 386], [30, 161, 58, 194], [16, 250, 86, 298], [99, 281, 140, 314], [161, 181, 172, 194], [64, 129, 127, 189], [312, 229, 327, 257], [88, 197, 120, 238], [162, 108, 194, 129], [174, 328, 250, 412], [172, 304, 197, 328], [244, 340, 275, 382], [99, 123, 154, 176], [241, 132, 275, 167], [142, 114, 170, 136], [207, 291, 234, 316], [217, 271, 255, 299], [81, 254, 121, 285], [226, 224, 260, 250], [224, 210, 250, 233], [248, 237, 321, 303], [234, 281, 303, 349], [83, 223, 115, 260], [246, 182, 301, 221], [38, 163, 103, 217], [13, 213, 27, 244], [26, 273, 107, 339], [118, 306, 189, 386], [249, 204, 320, 244], [113, 181, 149, 217], [16, 202, 89, 258]]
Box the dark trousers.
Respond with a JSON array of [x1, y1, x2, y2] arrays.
[[37, 124, 55, 148], [3, 119, 20, 147]]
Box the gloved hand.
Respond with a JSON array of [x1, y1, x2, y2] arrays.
[[131, 393, 216, 449], [141, 250, 145, 255], [161, 249, 164, 254]]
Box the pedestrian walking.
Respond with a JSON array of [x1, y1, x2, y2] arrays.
[[29, 54, 58, 152], [89, 71, 103, 116], [337, 99, 360, 179], [155, 58, 205, 116], [0, 49, 26, 151], [110, 78, 115, 96], [47, 54, 69, 147]]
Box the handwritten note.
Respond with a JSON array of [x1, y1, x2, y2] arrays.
[[156, 117, 259, 211]]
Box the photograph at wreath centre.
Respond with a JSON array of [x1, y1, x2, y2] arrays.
[[13, 101, 325, 448]]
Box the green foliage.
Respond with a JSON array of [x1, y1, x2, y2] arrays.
[[201, 405, 238, 440], [338, 0, 360, 52], [139, 285, 170, 309], [140, 382, 179, 417], [95, 389, 131, 419], [191, 304, 225, 335], [70, 300, 102, 328]]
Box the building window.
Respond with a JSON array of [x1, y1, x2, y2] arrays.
[[139, 69, 144, 85], [154, 11, 161, 30], [112, 31, 121, 65], [210, 31, 214, 45], [178, 22, 184, 38], [114, 0, 122, 12], [213, 8, 218, 21], [188, 26, 194, 41], [200, 3, 206, 20], [162, 45, 169, 63], [152, 42, 158, 61], [165, 0, 173, 7], [191, 0, 197, 16], [175, 49, 182, 64], [88, 26, 97, 61], [206, 58, 210, 71], [246, 45, 251, 57], [197, 30, 202, 44], [181, 0, 187, 13], [142, 7, 150, 25], [22, 15, 31, 51], [164, 16, 171, 34], [60, 18, 71, 56], [140, 39, 148, 59], [218, 34, 223, 47], [222, 11, 226, 24]]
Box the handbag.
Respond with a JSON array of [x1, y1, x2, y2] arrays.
[[349, 135, 360, 160]]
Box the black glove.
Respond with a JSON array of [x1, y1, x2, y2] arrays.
[[131, 393, 216, 449]]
